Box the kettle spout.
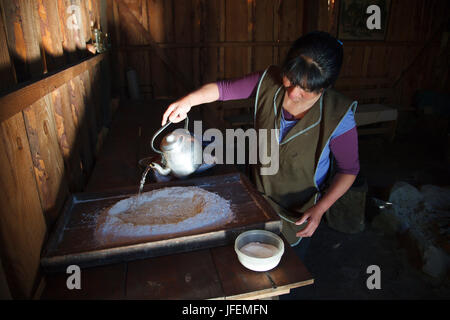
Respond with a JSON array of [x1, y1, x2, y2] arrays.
[[149, 162, 171, 176]]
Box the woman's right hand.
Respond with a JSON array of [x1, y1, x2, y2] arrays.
[[161, 97, 192, 126]]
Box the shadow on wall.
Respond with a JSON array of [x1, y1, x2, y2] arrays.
[[0, 46, 112, 299]]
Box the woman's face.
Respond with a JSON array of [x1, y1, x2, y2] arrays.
[[282, 76, 322, 104]]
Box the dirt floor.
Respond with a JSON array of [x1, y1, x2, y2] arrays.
[[281, 126, 450, 300]]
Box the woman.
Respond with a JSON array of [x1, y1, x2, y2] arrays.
[[161, 31, 359, 247]]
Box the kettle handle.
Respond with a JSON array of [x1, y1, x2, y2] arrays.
[[151, 116, 189, 155]]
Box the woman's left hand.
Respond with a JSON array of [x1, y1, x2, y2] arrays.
[[294, 206, 326, 238]]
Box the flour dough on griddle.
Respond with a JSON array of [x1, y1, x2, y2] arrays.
[[96, 186, 234, 240]]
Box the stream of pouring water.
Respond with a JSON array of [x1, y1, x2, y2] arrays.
[[132, 165, 153, 210]]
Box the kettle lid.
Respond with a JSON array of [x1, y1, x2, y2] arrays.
[[160, 132, 185, 151]]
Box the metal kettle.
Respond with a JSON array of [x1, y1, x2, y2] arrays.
[[149, 116, 202, 178]]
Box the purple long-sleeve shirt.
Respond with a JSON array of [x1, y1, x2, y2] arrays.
[[217, 72, 360, 181]]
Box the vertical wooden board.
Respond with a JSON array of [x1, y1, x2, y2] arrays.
[[423, 1, 436, 41], [253, 46, 273, 72], [254, 0, 274, 71], [51, 85, 76, 161], [79, 69, 99, 151], [123, 0, 141, 23], [218, 0, 225, 79], [389, 0, 402, 41], [87, 0, 101, 29], [174, 0, 193, 94], [385, 0, 400, 41], [147, 0, 172, 97], [278, 45, 290, 67], [400, 0, 415, 42], [192, 0, 201, 88], [410, 0, 422, 43], [255, 0, 274, 42], [106, 0, 122, 95], [80, 0, 91, 43], [367, 46, 388, 78], [278, 0, 301, 41], [225, 0, 248, 42], [19, 0, 43, 77], [428, 0, 441, 41], [68, 77, 94, 178], [203, 0, 220, 42], [119, 0, 181, 95], [36, 0, 65, 72], [106, 0, 119, 44], [272, 0, 280, 66], [201, 0, 221, 83], [147, 0, 175, 50], [57, 0, 77, 63], [145, 0, 175, 97], [85, 0, 96, 29], [224, 47, 248, 79], [147, 0, 165, 42], [140, 0, 149, 31], [0, 255, 12, 299], [341, 46, 365, 78], [90, 62, 104, 130], [325, 0, 337, 36], [149, 51, 168, 98], [127, 50, 152, 97], [175, 47, 194, 95], [69, 0, 86, 53], [123, 0, 148, 45], [202, 47, 219, 83], [174, 0, 193, 95], [247, 0, 254, 74], [22, 96, 69, 227], [119, 3, 152, 92], [415, 0, 426, 42], [2, 0, 43, 82], [0, 10, 15, 91], [0, 113, 46, 298], [387, 46, 406, 80], [361, 46, 371, 78], [225, 0, 248, 78], [50, 84, 84, 191]]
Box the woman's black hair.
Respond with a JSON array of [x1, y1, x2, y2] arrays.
[[281, 31, 344, 93]]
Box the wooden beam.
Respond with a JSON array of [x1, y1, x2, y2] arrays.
[[0, 53, 105, 124], [117, 40, 441, 50], [114, 0, 193, 92], [119, 41, 296, 50]]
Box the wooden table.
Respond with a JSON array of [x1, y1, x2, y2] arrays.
[[40, 100, 314, 300]]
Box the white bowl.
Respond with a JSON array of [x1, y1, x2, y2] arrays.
[[234, 230, 284, 272]]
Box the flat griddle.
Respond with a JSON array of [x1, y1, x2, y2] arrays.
[[41, 173, 281, 272]]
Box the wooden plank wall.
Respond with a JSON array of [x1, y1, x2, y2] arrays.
[[329, 0, 450, 109], [113, 0, 449, 110], [114, 0, 305, 99], [0, 0, 110, 299]]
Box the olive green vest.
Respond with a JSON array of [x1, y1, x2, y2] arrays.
[[251, 65, 357, 243]]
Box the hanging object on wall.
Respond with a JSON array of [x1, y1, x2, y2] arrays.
[[338, 0, 391, 41]]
